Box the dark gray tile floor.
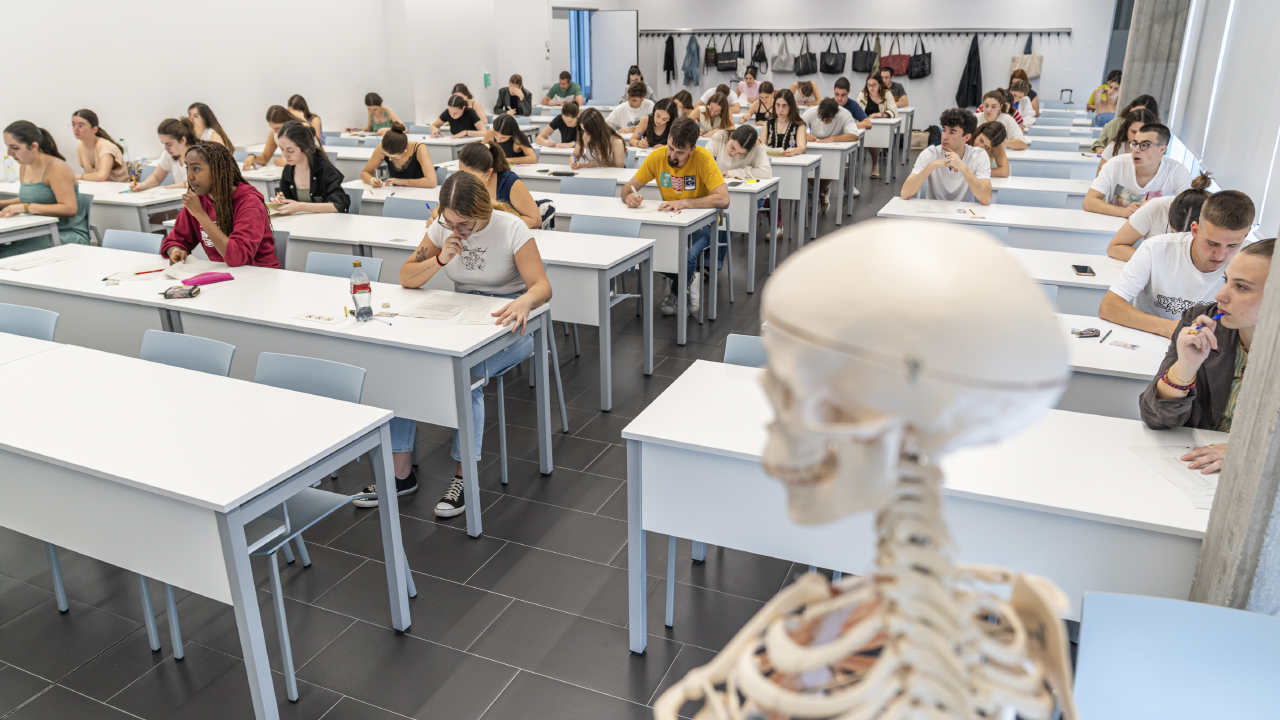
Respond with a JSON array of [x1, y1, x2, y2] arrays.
[[0, 152, 916, 719]]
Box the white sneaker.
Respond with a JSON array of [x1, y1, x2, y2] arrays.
[[687, 277, 701, 315], [820, 192, 830, 213], [852, 187, 860, 198], [774, 226, 785, 241], [660, 289, 676, 316]]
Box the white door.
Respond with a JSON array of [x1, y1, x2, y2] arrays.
[[589, 10, 637, 104]]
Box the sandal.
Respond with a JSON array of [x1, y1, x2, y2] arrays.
[[871, 171, 880, 179]]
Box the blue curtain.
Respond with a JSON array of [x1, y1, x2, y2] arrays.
[[568, 10, 592, 101]]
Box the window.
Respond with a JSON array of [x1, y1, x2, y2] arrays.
[[568, 10, 592, 101]]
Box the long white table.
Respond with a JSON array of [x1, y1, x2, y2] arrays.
[[768, 154, 822, 246], [990, 176, 1092, 210], [0, 214, 60, 250], [1006, 148, 1101, 180], [1025, 136, 1095, 151], [866, 117, 902, 184], [0, 335, 409, 720], [804, 135, 863, 228], [1057, 313, 1167, 421], [877, 197, 1125, 254], [622, 360, 1224, 652], [1, 181, 186, 235], [241, 166, 283, 200], [1008, 247, 1120, 315]]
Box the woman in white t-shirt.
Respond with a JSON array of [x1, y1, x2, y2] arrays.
[[976, 90, 1025, 150], [358, 171, 551, 518], [1096, 108, 1157, 176], [1107, 174, 1212, 260], [130, 117, 197, 191], [1086, 124, 1192, 218]]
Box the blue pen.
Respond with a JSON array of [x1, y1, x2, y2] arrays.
[[1188, 311, 1224, 335]]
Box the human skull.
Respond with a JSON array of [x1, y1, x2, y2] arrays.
[[760, 220, 1069, 525]]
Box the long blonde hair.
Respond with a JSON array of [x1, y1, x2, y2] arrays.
[[436, 169, 519, 222]]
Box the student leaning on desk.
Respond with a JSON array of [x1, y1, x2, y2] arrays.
[[900, 109, 992, 205], [1140, 238, 1274, 474], [359, 122, 438, 189], [1107, 175, 1212, 261], [242, 105, 293, 169], [0, 121, 90, 253], [271, 122, 350, 216]]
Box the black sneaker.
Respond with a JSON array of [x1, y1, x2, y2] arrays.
[[434, 476, 465, 518], [352, 471, 418, 508]]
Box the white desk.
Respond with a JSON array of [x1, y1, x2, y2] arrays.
[[1006, 148, 1101, 180], [990, 176, 1092, 210], [1007, 247, 1119, 315], [877, 197, 1125, 254], [769, 154, 822, 247], [404, 134, 483, 162], [0, 338, 408, 720], [804, 135, 863, 228], [0, 330, 60, 365], [241, 166, 283, 200], [1057, 313, 1167, 421], [535, 103, 615, 115], [1025, 136, 1095, 151], [0, 214, 60, 250], [896, 106, 915, 166], [866, 117, 902, 184], [622, 360, 1223, 652], [1, 181, 186, 235]]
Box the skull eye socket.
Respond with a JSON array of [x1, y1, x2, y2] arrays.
[[762, 369, 793, 411]]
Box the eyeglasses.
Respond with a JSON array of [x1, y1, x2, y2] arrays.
[[1128, 140, 1160, 152], [438, 218, 476, 236]]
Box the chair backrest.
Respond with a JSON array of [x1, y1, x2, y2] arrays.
[[559, 176, 616, 197], [363, 135, 380, 148], [436, 165, 449, 185], [328, 136, 359, 147], [0, 303, 58, 341], [272, 230, 290, 267], [305, 252, 383, 280], [994, 189, 1068, 209], [1011, 162, 1073, 179], [382, 196, 436, 220], [325, 150, 338, 164], [626, 147, 638, 168], [567, 216, 642, 238], [1039, 282, 1059, 309], [532, 107, 545, 116], [255, 352, 366, 403], [102, 229, 163, 255], [1031, 138, 1083, 152], [343, 186, 363, 215], [139, 329, 235, 376], [723, 334, 767, 368], [696, 137, 709, 147], [322, 130, 341, 140], [409, 124, 432, 135], [1037, 116, 1073, 127], [140, 164, 158, 183], [1027, 126, 1071, 137], [233, 150, 249, 163], [532, 145, 542, 162], [1075, 593, 1280, 719]]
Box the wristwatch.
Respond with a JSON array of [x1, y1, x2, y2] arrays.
[[23, 203, 30, 214]]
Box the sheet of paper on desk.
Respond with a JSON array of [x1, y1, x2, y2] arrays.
[[0, 249, 75, 271], [402, 298, 466, 320], [292, 312, 345, 325], [164, 258, 231, 282], [913, 202, 951, 214], [1129, 445, 1219, 509], [105, 261, 169, 281], [456, 299, 508, 325]]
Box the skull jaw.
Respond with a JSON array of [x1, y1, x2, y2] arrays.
[[763, 420, 905, 526]]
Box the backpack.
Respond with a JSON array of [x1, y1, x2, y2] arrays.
[[752, 35, 768, 72]]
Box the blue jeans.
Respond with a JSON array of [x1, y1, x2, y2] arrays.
[[388, 291, 536, 463], [1093, 112, 1115, 127], [661, 224, 720, 291]]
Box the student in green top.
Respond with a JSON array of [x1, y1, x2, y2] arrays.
[[543, 71, 585, 106], [0, 121, 90, 255], [347, 92, 404, 137]]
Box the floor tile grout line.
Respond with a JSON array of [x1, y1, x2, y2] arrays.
[[292, 617, 358, 675], [647, 643, 686, 706], [475, 671, 519, 720], [60, 684, 148, 720], [0, 682, 56, 720], [307, 558, 374, 606], [462, 596, 516, 654]]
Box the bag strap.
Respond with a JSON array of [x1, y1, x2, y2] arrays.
[[859, 36, 870, 51], [1024, 34, 1034, 55], [778, 36, 789, 53], [800, 35, 810, 53], [738, 33, 744, 52], [826, 36, 837, 52], [889, 37, 900, 55], [914, 37, 924, 54]]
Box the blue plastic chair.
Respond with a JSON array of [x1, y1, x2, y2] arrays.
[[325, 150, 338, 164], [626, 147, 638, 169], [305, 252, 383, 280], [344, 186, 363, 215], [723, 333, 766, 367], [0, 303, 58, 341], [102, 229, 162, 255], [697, 137, 710, 147], [233, 150, 249, 164], [558, 176, 616, 197], [328, 136, 359, 147], [995, 189, 1068, 209], [409, 124, 432, 135], [321, 130, 341, 141], [1036, 116, 1073, 127], [436, 165, 449, 185], [1027, 126, 1071, 137], [80, 192, 102, 244], [382, 196, 435, 220], [1075, 593, 1280, 718], [364, 135, 380, 148], [272, 230, 291, 267], [1031, 138, 1084, 152]]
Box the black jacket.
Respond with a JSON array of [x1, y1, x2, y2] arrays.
[[955, 36, 983, 108], [493, 87, 532, 117], [664, 35, 676, 83], [279, 157, 350, 213]]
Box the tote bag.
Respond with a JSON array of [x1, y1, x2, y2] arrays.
[[717, 35, 738, 72], [851, 36, 876, 72], [752, 36, 769, 72], [734, 35, 748, 79], [770, 36, 795, 74], [907, 37, 932, 79], [704, 36, 717, 73], [820, 36, 846, 74], [880, 37, 910, 77], [1011, 35, 1043, 78], [794, 35, 818, 76]]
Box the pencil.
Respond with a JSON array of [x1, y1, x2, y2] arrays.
[[1099, 329, 1112, 344]]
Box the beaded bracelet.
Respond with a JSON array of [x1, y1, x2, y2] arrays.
[[1162, 368, 1196, 392]]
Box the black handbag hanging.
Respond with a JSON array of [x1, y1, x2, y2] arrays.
[[907, 36, 932, 79], [794, 35, 818, 76], [752, 34, 768, 72], [717, 35, 738, 72], [704, 35, 717, 72], [851, 36, 876, 73], [819, 36, 846, 74]]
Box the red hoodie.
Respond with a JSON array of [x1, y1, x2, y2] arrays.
[[160, 182, 280, 268]]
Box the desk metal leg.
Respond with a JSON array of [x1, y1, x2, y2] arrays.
[[370, 422, 411, 631], [795, 175, 808, 249], [808, 167, 820, 241], [768, 189, 779, 274], [533, 314, 553, 473], [746, 192, 758, 294], [709, 211, 725, 321], [834, 153, 846, 227], [677, 227, 689, 346], [217, 509, 280, 720], [597, 268, 612, 412], [627, 438, 648, 654], [641, 254, 653, 375], [453, 357, 484, 538], [136, 207, 149, 234]]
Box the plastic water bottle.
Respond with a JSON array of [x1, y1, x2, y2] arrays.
[[2, 156, 15, 183], [350, 260, 373, 322]]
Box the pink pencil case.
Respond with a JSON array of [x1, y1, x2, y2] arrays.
[[182, 272, 234, 286]]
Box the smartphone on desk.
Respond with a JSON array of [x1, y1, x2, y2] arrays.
[[1072, 264, 1095, 276]]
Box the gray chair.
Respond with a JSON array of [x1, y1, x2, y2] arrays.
[[558, 176, 616, 197], [1027, 126, 1071, 137], [382, 197, 435, 221], [1011, 163, 1073, 179], [626, 147, 638, 169], [696, 211, 734, 319], [102, 229, 162, 255], [80, 192, 101, 245], [272, 230, 291, 267], [994, 189, 1068, 209], [1030, 138, 1084, 152], [409, 124, 432, 135], [305, 252, 383, 280], [321, 130, 341, 141], [1036, 116, 1073, 127], [328, 136, 359, 147], [344, 186, 363, 215], [233, 150, 249, 163], [324, 150, 338, 164]]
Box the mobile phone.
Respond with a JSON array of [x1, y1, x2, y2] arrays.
[[1072, 265, 1096, 277]]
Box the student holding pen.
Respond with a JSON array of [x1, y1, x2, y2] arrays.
[[430, 96, 486, 138], [271, 121, 350, 215], [570, 108, 626, 169], [242, 105, 294, 169]]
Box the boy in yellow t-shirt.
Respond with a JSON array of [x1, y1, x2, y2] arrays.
[[621, 117, 730, 316]]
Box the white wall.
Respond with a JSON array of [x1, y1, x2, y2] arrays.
[[629, 0, 1114, 128]]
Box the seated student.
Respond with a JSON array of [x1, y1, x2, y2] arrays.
[[746, 81, 777, 127], [162, 142, 280, 268], [535, 101, 579, 148], [606, 83, 655, 134], [1101, 190, 1253, 338], [975, 90, 1026, 150], [347, 92, 404, 136], [999, 87, 1025, 127], [1140, 238, 1273, 472], [878, 67, 908, 108], [451, 84, 488, 127], [900, 109, 992, 205], [1096, 108, 1158, 175], [697, 83, 740, 110], [857, 76, 897, 178], [1009, 81, 1035, 127], [187, 103, 233, 148], [455, 142, 545, 229], [494, 75, 532, 117], [969, 120, 1009, 179], [1089, 70, 1122, 126], [543, 71, 585, 106], [361, 171, 552, 514], [131, 118, 197, 191], [1107, 174, 1212, 260], [631, 98, 675, 149], [622, 117, 730, 316], [242, 105, 294, 169], [483, 114, 538, 164], [1085, 122, 1191, 218], [287, 94, 324, 141], [763, 89, 808, 157], [570, 108, 627, 169], [619, 66, 656, 102], [360, 122, 438, 189], [789, 80, 821, 107], [430, 95, 486, 138], [1093, 95, 1158, 153], [831, 77, 872, 130], [672, 90, 698, 121], [0, 121, 90, 253], [697, 92, 736, 140], [738, 68, 761, 104], [803, 98, 860, 212], [1010, 69, 1039, 116], [269, 121, 351, 216], [71, 109, 128, 182], [709, 124, 771, 180]]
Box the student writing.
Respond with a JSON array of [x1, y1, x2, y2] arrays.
[[271, 121, 351, 216], [131, 118, 197, 191], [631, 98, 675, 149], [347, 92, 404, 136], [0, 121, 90, 254], [455, 141, 546, 229], [1107, 175, 1213, 260], [431, 95, 486, 138], [494, 75, 533, 117], [543, 71, 585, 106], [534, 102, 580, 148], [187, 103, 232, 148], [242, 105, 294, 169], [570, 108, 627, 169], [483, 115, 538, 165]]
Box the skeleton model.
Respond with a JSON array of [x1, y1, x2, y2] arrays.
[[655, 221, 1079, 720]]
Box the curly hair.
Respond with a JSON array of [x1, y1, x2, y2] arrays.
[[184, 142, 249, 236]]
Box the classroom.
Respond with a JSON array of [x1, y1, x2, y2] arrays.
[[2, 1, 1279, 718]]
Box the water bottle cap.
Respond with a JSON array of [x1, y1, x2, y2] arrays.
[[353, 260, 362, 267]]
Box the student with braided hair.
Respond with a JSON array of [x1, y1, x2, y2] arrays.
[[161, 142, 280, 268]]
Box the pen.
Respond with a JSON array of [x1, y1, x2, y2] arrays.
[[134, 268, 164, 275], [1099, 329, 1112, 344], [1187, 312, 1225, 335]]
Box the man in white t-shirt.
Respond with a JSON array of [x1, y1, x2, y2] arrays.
[[1100, 190, 1254, 337], [976, 90, 1026, 149], [605, 83, 654, 134], [901, 108, 992, 205], [697, 84, 739, 109], [802, 98, 860, 212], [1085, 122, 1192, 218]]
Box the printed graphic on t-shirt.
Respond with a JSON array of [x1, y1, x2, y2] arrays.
[[660, 172, 697, 192], [460, 243, 487, 271], [1155, 294, 1197, 316], [1109, 185, 1163, 208], [200, 229, 213, 247]]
